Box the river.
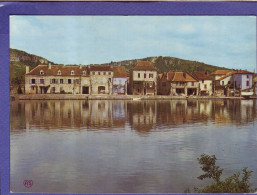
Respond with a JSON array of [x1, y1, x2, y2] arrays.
[[10, 99, 257, 193]]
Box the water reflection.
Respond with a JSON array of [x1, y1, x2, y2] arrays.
[[11, 99, 257, 133], [10, 99, 257, 193]]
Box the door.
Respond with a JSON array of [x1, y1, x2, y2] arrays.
[[82, 86, 89, 94]]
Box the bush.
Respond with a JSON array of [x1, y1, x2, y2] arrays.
[[190, 154, 257, 193]]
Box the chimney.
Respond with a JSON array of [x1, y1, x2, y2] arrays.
[[48, 63, 52, 69], [79, 64, 82, 69], [25, 66, 29, 74]]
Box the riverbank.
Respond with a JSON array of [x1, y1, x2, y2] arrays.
[[10, 94, 250, 101]]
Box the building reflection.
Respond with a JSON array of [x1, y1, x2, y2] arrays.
[[10, 99, 257, 133]]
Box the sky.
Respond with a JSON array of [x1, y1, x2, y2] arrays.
[[10, 16, 256, 71]]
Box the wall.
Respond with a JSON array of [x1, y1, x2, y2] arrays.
[[199, 80, 212, 95], [132, 70, 157, 82], [90, 71, 113, 94], [25, 75, 90, 94]]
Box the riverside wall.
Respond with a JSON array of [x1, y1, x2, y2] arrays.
[[11, 94, 247, 101]]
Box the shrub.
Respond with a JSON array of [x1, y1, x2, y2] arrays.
[[191, 154, 257, 193]]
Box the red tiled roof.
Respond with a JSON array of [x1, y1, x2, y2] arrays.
[[167, 71, 175, 81], [217, 70, 254, 81], [26, 65, 90, 76], [193, 72, 212, 80], [130, 61, 157, 71], [89, 65, 113, 71], [161, 71, 198, 82], [113, 66, 127, 77], [210, 70, 231, 75], [172, 72, 198, 82]]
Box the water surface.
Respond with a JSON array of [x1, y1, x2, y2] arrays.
[[10, 99, 257, 193]]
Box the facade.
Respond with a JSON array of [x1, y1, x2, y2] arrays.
[[89, 66, 113, 95], [129, 61, 157, 95], [25, 64, 90, 94], [113, 66, 127, 95], [212, 70, 254, 96], [158, 71, 199, 96], [25, 64, 128, 95], [193, 72, 212, 95]]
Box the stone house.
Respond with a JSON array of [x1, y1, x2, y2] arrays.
[[193, 72, 212, 96], [129, 61, 157, 95], [158, 71, 199, 96], [214, 70, 254, 96], [25, 64, 91, 94], [113, 66, 127, 95], [89, 65, 114, 95]]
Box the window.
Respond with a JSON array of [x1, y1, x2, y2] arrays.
[[71, 70, 74, 75], [104, 72, 106, 75], [144, 73, 146, 78], [51, 87, 55, 93], [109, 78, 112, 82], [247, 75, 249, 79], [222, 81, 224, 85], [82, 71, 86, 75], [57, 70, 61, 75], [228, 81, 231, 85], [109, 72, 111, 75], [40, 70, 44, 75], [68, 79, 72, 84], [31, 86, 35, 90], [204, 84, 207, 89], [202, 80, 204, 83], [40, 79, 44, 84], [246, 80, 249, 87], [137, 88, 140, 93], [60, 79, 63, 84], [98, 72, 100, 75], [51, 79, 57, 84], [138, 73, 140, 78], [192, 82, 194, 86], [92, 72, 95, 75], [149, 74, 153, 78], [31, 79, 36, 84]]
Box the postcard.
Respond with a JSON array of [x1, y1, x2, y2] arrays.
[[1, 2, 257, 195]]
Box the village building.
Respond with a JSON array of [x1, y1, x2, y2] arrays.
[[112, 66, 127, 95], [214, 70, 254, 96], [129, 61, 157, 95], [89, 65, 114, 95], [158, 71, 199, 96], [193, 71, 212, 96], [25, 64, 91, 94]]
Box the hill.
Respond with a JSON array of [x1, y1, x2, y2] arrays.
[[10, 48, 229, 89], [99, 56, 229, 74], [10, 48, 54, 87]]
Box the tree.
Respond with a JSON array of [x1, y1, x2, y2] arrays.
[[191, 154, 257, 193]]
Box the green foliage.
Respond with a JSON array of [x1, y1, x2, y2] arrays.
[[10, 48, 54, 87], [193, 154, 256, 193]]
